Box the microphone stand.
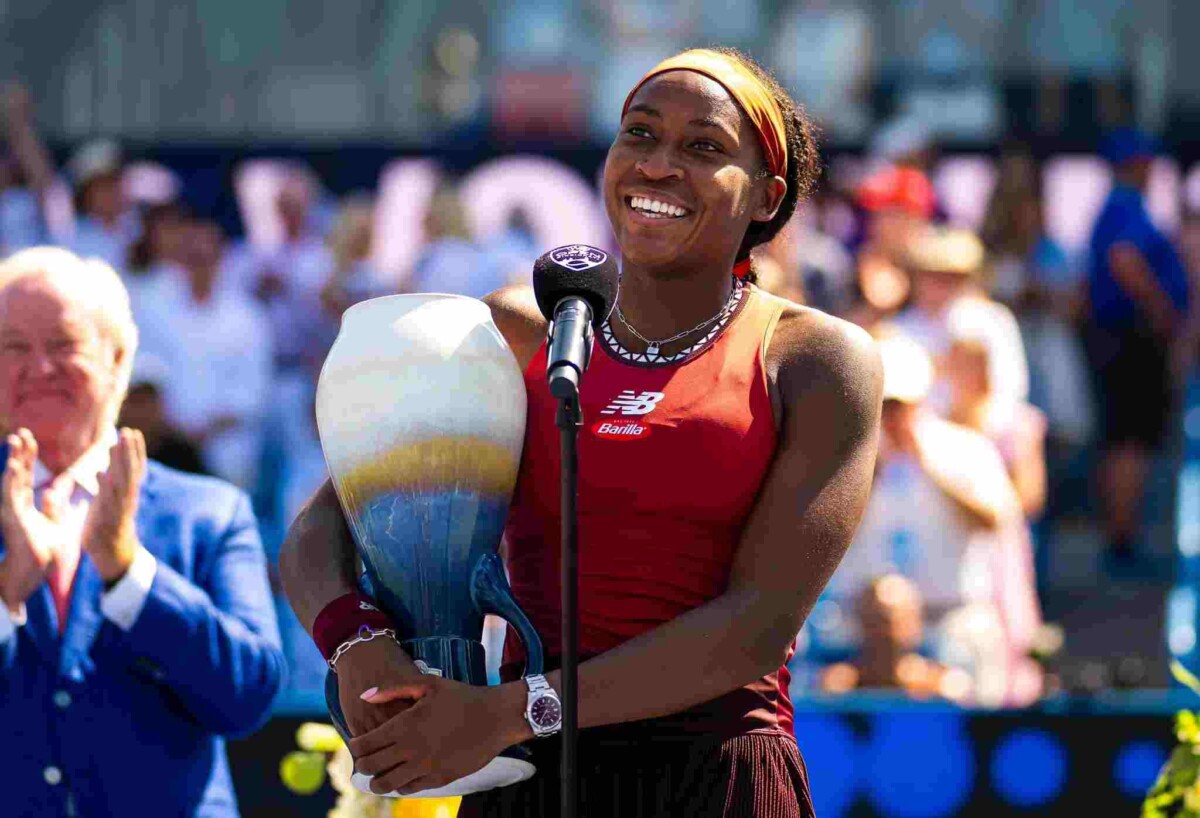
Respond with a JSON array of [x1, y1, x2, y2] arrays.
[[555, 394, 582, 818]]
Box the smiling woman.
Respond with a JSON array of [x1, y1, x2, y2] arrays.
[[281, 46, 882, 818]]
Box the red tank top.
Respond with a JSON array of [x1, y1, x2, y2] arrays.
[[503, 284, 796, 738]]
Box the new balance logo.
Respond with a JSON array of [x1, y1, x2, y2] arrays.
[[600, 390, 665, 416], [359, 601, 378, 612]]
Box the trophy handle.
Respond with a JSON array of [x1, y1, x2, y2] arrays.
[[469, 552, 545, 676]]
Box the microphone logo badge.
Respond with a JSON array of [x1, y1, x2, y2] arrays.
[[550, 244, 608, 272]]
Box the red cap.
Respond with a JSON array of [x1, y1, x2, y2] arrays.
[[857, 166, 935, 218]]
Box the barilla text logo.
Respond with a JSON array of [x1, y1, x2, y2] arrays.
[[593, 389, 664, 439], [592, 420, 652, 440]]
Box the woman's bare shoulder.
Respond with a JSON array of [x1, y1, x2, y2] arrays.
[[483, 284, 548, 370], [766, 296, 882, 429]]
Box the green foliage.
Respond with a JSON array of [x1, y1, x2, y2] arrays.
[[1141, 664, 1200, 817]]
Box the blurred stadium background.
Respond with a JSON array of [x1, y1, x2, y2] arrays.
[[7, 1, 1200, 815]]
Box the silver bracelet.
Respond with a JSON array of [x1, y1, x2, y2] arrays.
[[328, 626, 398, 672]]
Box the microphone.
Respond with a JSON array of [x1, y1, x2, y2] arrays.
[[532, 245, 620, 400]]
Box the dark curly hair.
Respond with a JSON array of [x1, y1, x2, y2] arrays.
[[704, 47, 821, 281]]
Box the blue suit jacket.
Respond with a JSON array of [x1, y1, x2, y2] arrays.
[[0, 459, 285, 818]]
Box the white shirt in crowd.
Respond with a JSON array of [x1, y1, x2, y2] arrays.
[[408, 238, 520, 300], [225, 236, 336, 366], [0, 187, 44, 254], [0, 427, 156, 641], [832, 411, 1022, 613], [892, 295, 1030, 412], [66, 214, 140, 274], [137, 275, 274, 490]]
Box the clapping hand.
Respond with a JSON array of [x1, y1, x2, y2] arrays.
[[0, 429, 62, 612], [82, 428, 146, 583]]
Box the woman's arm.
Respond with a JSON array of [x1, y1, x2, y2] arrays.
[[277, 479, 360, 630], [1, 85, 55, 196], [915, 417, 1019, 530], [1008, 408, 1048, 520]]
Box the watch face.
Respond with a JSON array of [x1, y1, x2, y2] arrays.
[[530, 694, 562, 729]]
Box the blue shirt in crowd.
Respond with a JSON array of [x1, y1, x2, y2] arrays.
[[1087, 184, 1189, 329]]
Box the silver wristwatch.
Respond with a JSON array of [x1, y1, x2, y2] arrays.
[[524, 674, 563, 738]]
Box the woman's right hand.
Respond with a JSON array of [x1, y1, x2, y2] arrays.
[[336, 636, 424, 737], [0, 429, 59, 613]]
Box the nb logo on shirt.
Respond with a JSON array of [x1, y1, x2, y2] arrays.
[[600, 390, 665, 417]]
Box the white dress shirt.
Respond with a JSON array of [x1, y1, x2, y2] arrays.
[[0, 427, 157, 641], [139, 277, 275, 489]]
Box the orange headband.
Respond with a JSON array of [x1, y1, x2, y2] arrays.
[[621, 49, 788, 180]]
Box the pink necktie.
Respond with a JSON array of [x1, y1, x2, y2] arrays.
[[40, 477, 75, 635]]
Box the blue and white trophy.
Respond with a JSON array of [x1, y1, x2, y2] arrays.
[[315, 293, 543, 798]]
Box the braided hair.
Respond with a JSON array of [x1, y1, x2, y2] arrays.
[[706, 47, 821, 283]]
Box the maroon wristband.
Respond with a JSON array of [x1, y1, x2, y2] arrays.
[[312, 592, 394, 661]]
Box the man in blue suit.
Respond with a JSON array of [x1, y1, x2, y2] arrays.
[[0, 247, 284, 817]]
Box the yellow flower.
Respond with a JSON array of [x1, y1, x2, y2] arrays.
[[390, 797, 462, 818], [297, 722, 345, 754]]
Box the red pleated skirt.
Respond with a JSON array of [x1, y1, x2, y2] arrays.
[[457, 726, 815, 818]]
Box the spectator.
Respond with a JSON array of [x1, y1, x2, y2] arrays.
[[0, 246, 283, 817], [842, 165, 933, 334], [406, 183, 510, 297], [788, 198, 855, 315], [485, 206, 539, 289], [820, 574, 972, 702], [944, 331, 1047, 705], [980, 147, 1093, 448], [845, 251, 911, 337], [231, 165, 335, 374], [319, 195, 389, 321], [834, 334, 1036, 705], [892, 226, 1029, 410], [64, 140, 140, 272], [946, 333, 1048, 520], [1084, 128, 1190, 570], [122, 201, 190, 356], [855, 164, 936, 260], [143, 219, 274, 490], [0, 84, 52, 253], [116, 354, 207, 477]]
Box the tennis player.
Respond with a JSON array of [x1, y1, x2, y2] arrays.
[[281, 47, 882, 817]]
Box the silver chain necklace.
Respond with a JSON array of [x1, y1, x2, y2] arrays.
[[614, 277, 743, 359]]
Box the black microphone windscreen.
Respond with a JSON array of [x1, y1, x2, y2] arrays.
[[531, 245, 619, 326]]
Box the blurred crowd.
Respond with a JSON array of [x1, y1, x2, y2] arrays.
[[0, 75, 1194, 709], [784, 125, 1196, 707]]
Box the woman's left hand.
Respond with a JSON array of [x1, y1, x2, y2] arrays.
[[348, 676, 524, 795]]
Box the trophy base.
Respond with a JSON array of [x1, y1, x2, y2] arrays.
[[351, 752, 536, 798]]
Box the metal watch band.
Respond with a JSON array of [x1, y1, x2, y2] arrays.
[[525, 673, 551, 694]]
